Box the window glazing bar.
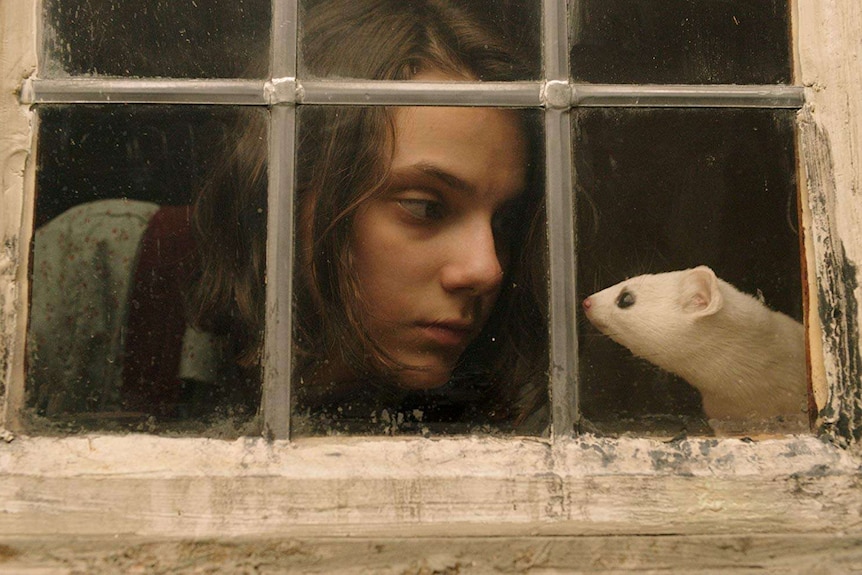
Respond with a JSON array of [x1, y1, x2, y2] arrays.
[[21, 78, 268, 105], [297, 81, 543, 107], [272, 0, 298, 79], [571, 84, 805, 108], [543, 0, 575, 439], [545, 109, 578, 438], [22, 79, 805, 109], [263, 105, 296, 441], [23, 79, 542, 107], [265, 1, 298, 440], [544, 0, 569, 81]]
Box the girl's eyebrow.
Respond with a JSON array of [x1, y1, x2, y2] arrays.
[[392, 162, 477, 195]]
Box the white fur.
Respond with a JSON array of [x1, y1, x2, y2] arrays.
[[583, 266, 808, 421]]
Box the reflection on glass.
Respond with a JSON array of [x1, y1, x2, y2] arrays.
[[26, 106, 267, 435], [298, 0, 542, 81], [41, 0, 270, 78], [570, 0, 791, 84], [574, 108, 806, 436]]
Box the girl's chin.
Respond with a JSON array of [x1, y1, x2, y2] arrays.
[[393, 365, 455, 391]]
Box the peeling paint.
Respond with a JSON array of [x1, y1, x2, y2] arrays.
[[578, 438, 617, 466], [698, 439, 719, 456], [779, 439, 815, 458], [795, 0, 862, 451], [789, 463, 832, 479], [800, 110, 862, 447], [648, 449, 691, 475]]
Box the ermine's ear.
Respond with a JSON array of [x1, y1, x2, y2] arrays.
[[680, 266, 723, 316]]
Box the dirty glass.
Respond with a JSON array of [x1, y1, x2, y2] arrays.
[[298, 0, 542, 80], [575, 108, 806, 436], [41, 0, 271, 78], [291, 105, 548, 437], [570, 0, 791, 84], [25, 105, 266, 436]]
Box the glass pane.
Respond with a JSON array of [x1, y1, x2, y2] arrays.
[[26, 105, 267, 436], [41, 0, 271, 78], [292, 105, 548, 436], [298, 0, 541, 81], [575, 108, 806, 436], [570, 0, 791, 84]]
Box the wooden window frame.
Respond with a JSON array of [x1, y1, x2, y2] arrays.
[[1, 1, 861, 567]]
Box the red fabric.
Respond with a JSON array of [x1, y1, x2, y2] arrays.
[[122, 205, 197, 415]]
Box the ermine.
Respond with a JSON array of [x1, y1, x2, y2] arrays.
[[582, 266, 807, 422]]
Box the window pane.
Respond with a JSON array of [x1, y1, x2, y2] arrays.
[[570, 0, 791, 84], [41, 0, 270, 78], [575, 108, 806, 436], [298, 0, 541, 81], [291, 105, 548, 437], [26, 105, 267, 436]]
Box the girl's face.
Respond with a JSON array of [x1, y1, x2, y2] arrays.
[[350, 103, 529, 390]]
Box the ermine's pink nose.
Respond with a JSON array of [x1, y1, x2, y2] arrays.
[[582, 297, 592, 310]]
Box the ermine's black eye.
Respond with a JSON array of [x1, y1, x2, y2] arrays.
[[616, 289, 636, 309]]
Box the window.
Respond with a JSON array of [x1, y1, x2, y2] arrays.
[[14, 0, 811, 439], [2, 0, 861, 565], [22, 0, 557, 438]]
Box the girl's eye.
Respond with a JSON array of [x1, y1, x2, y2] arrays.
[[398, 198, 445, 221]]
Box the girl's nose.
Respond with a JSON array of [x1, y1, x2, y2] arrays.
[[440, 221, 504, 295]]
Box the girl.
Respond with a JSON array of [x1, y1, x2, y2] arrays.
[[28, 0, 548, 434]]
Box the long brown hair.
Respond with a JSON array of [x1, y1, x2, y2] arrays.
[[191, 0, 548, 426]]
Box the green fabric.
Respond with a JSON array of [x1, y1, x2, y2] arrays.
[[28, 200, 159, 415]]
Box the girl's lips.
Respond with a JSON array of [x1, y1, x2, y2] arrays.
[[418, 322, 475, 348]]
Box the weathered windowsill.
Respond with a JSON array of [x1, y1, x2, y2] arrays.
[[3, 433, 860, 539]]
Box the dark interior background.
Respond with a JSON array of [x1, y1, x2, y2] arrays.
[[570, 0, 791, 84], [35, 106, 266, 227], [41, 0, 271, 78], [43, 0, 540, 80]]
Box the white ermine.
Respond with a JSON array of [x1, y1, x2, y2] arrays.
[[582, 266, 807, 421]]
